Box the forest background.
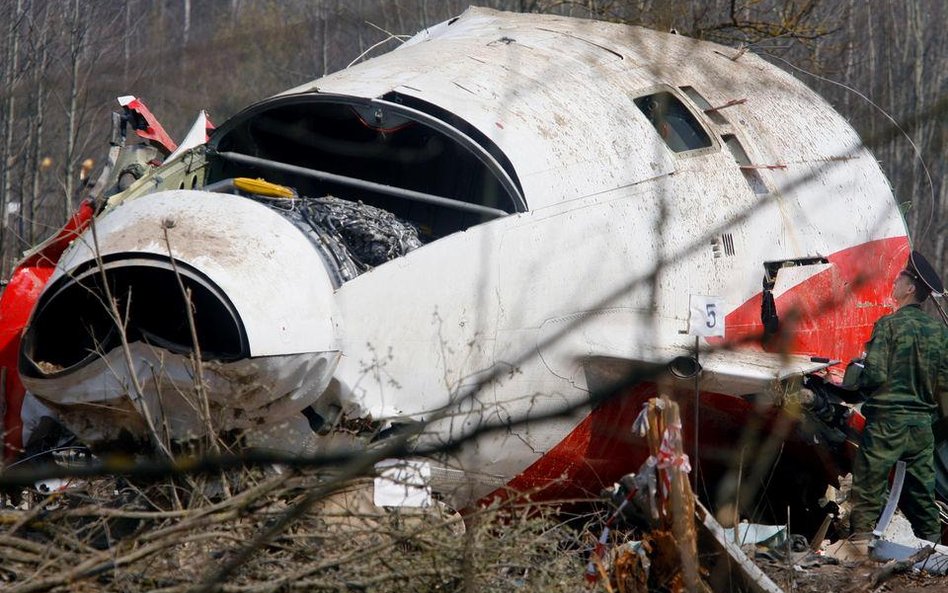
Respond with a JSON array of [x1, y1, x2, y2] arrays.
[[0, 0, 944, 284]]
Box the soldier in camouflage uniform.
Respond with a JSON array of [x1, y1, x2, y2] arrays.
[[849, 250, 947, 542]]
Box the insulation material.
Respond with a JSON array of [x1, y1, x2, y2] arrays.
[[280, 195, 423, 283], [301, 196, 422, 268]]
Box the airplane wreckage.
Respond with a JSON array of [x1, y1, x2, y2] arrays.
[[0, 8, 934, 524]]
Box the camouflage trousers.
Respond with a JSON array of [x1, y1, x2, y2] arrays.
[[850, 413, 941, 541]]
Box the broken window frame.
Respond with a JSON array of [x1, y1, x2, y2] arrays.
[[632, 86, 718, 158], [205, 93, 527, 241], [678, 86, 730, 126], [722, 133, 771, 195]]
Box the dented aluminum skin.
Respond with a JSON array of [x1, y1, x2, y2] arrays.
[[29, 344, 337, 446], [8, 8, 910, 511]]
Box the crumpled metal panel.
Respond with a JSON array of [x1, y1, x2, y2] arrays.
[[24, 342, 339, 444]]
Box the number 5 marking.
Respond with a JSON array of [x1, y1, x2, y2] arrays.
[[706, 303, 717, 328]]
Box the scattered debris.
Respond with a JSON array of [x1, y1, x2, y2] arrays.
[[696, 501, 786, 593], [589, 396, 785, 593], [846, 546, 935, 593], [583, 395, 948, 592]]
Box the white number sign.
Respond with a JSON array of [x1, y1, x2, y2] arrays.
[[689, 295, 725, 337]]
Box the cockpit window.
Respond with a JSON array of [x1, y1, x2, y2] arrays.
[[634, 91, 713, 153], [208, 96, 524, 242]]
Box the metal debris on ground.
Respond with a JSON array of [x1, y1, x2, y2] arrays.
[[587, 396, 788, 593]]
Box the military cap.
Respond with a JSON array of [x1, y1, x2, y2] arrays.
[[900, 250, 944, 297]]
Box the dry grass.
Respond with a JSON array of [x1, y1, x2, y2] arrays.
[[0, 469, 589, 593], [6, 466, 948, 593]]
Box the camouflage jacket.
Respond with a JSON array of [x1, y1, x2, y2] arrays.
[[859, 303, 948, 421]]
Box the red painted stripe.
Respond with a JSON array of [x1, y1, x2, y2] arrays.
[[1, 201, 94, 461], [725, 236, 909, 374]]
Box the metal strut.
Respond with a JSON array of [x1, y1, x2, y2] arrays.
[[210, 150, 510, 219]]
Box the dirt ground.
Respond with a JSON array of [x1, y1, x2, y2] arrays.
[[760, 559, 948, 593]]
